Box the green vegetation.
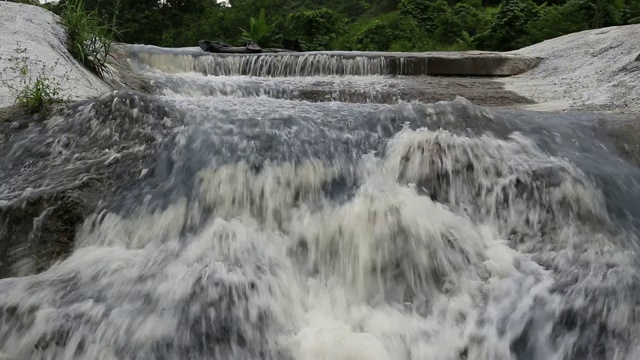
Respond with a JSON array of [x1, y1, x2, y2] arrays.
[[37, 0, 640, 52], [0, 45, 68, 113], [241, 9, 281, 47], [284, 9, 344, 51], [59, 0, 120, 78]]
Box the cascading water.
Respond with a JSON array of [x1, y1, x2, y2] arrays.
[[1, 48, 640, 360], [128, 46, 421, 77]]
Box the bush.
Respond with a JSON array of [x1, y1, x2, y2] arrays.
[[352, 12, 423, 51], [240, 9, 281, 48], [177, 9, 230, 48], [62, 0, 119, 78], [435, 1, 491, 44], [524, 3, 590, 45], [585, 0, 624, 27], [476, 0, 541, 51], [0, 46, 68, 113], [337, 0, 370, 19], [399, 0, 450, 33], [623, 0, 640, 24], [284, 9, 344, 51]]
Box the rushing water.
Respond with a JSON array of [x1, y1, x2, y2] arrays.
[[127, 46, 427, 77], [1, 49, 640, 360]]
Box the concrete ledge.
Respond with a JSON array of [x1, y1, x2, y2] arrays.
[[425, 53, 542, 76], [127, 45, 542, 77]]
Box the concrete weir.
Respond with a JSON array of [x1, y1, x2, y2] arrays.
[[127, 45, 542, 77], [423, 52, 542, 76]]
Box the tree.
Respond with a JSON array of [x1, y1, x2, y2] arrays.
[[583, 0, 624, 28], [353, 12, 422, 51], [36, 0, 637, 51], [284, 9, 344, 50], [399, 0, 450, 33], [622, 0, 640, 24], [435, 1, 491, 44], [476, 0, 541, 51]]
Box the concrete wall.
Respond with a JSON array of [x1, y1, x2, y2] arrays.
[[127, 45, 542, 77]]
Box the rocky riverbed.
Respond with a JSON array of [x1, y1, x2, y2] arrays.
[[2, 2, 640, 359]]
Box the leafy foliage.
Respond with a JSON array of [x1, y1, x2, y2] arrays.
[[353, 12, 422, 51], [477, 0, 541, 51], [524, 2, 590, 44], [624, 0, 640, 24], [586, 0, 624, 28], [435, 1, 491, 44], [38, 0, 640, 53], [284, 9, 344, 51], [399, 0, 450, 32], [240, 9, 282, 47]]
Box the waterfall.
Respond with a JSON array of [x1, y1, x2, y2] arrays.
[[127, 45, 426, 77], [0, 44, 638, 360]]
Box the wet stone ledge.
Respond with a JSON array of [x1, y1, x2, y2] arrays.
[[127, 45, 542, 77]]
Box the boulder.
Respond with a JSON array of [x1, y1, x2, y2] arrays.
[[0, 192, 86, 277]]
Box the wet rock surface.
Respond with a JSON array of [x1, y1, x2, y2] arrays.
[[0, 91, 183, 278], [1, 86, 640, 359], [0, 50, 535, 281], [292, 76, 534, 106], [128, 45, 541, 77], [600, 115, 640, 168], [3, 33, 640, 359], [0, 2, 110, 108], [0, 193, 86, 278]]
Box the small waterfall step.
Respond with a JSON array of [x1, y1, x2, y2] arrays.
[[127, 45, 542, 77]]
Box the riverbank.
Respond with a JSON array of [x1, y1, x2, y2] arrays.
[[0, 2, 110, 109], [3, 5, 640, 357], [503, 24, 640, 114], [2, 2, 639, 116]]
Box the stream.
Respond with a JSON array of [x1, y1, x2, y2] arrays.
[[1, 49, 639, 360]]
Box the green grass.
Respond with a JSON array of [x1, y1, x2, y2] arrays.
[[61, 0, 120, 78]]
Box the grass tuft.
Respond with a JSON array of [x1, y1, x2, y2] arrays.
[[61, 0, 120, 78]]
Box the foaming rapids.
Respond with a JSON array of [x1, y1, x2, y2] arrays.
[[1, 67, 640, 359], [146, 72, 402, 104]]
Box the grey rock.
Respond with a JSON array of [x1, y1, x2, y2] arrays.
[[0, 91, 184, 279]]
